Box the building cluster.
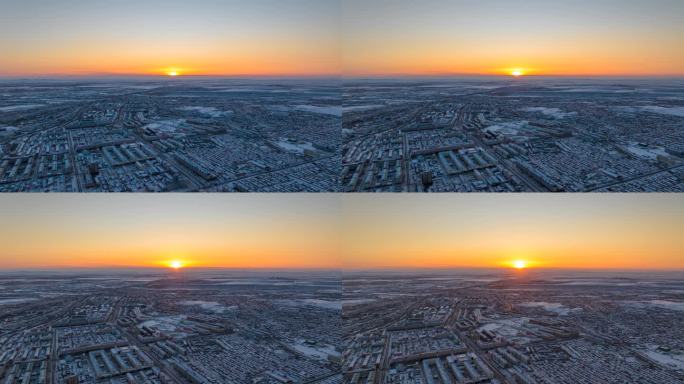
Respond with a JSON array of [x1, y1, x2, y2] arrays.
[[342, 80, 684, 192], [342, 271, 684, 384], [0, 80, 340, 192], [0, 271, 342, 384]]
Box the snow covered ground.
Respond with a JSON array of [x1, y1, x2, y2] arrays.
[[274, 139, 321, 155], [0, 104, 44, 112], [617, 106, 684, 117], [276, 299, 341, 310], [138, 315, 187, 334], [143, 119, 186, 134], [520, 302, 579, 316], [179, 106, 232, 117], [0, 298, 37, 305], [522, 107, 577, 119], [294, 105, 342, 116], [625, 300, 684, 312], [291, 339, 340, 360], [639, 106, 684, 117], [484, 121, 528, 135], [343, 105, 384, 113], [625, 143, 671, 161], [179, 300, 236, 313], [642, 346, 684, 372], [0, 126, 19, 136]]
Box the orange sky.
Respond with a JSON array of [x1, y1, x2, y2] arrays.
[[0, 195, 340, 269], [341, 195, 684, 270], [343, 0, 684, 76], [1, 195, 681, 271], [0, 0, 339, 77]]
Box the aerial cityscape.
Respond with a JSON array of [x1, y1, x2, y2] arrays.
[[342, 269, 684, 384], [0, 78, 340, 192], [2, 0, 684, 383], [339, 195, 684, 383], [0, 0, 340, 192], [342, 77, 684, 192], [0, 269, 341, 384], [341, 0, 684, 192], [2, 0, 683, 192], [0, 194, 342, 383], [1, 193, 684, 384]]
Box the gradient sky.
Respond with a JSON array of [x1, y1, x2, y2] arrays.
[[343, 0, 684, 76], [341, 195, 684, 270], [0, 0, 339, 76], [0, 195, 340, 269]]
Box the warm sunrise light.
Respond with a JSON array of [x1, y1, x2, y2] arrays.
[[511, 69, 524, 77], [343, 0, 684, 77], [0, 195, 341, 270], [0, 0, 339, 77], [342, 195, 684, 270]]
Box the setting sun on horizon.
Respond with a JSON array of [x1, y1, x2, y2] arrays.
[[0, 195, 341, 270], [343, 0, 684, 77], [341, 195, 684, 270], [0, 0, 339, 77]]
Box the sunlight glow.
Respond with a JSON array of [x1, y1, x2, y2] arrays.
[[167, 71, 179, 77], [511, 69, 524, 77], [169, 260, 184, 269], [513, 260, 528, 269]]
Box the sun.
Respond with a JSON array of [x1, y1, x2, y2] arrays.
[[511, 69, 524, 77], [167, 71, 179, 77], [169, 260, 184, 270], [512, 260, 528, 269]]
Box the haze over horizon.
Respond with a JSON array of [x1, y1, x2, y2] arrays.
[[0, 195, 341, 269], [343, 0, 684, 77], [1, 195, 682, 271], [0, 0, 339, 77], [341, 195, 684, 270]]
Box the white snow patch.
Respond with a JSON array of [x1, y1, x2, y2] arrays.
[[643, 348, 684, 371], [520, 302, 577, 316], [292, 339, 340, 360], [343, 105, 384, 113], [0, 126, 19, 135], [179, 300, 235, 313], [274, 139, 321, 155], [617, 106, 684, 117], [639, 106, 684, 117], [143, 119, 186, 133], [179, 106, 232, 117], [522, 107, 577, 119], [625, 143, 671, 161], [294, 105, 342, 117], [277, 299, 341, 310], [0, 298, 37, 305], [0, 104, 44, 112], [484, 121, 528, 135]]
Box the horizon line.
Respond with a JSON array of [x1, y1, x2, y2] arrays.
[[0, 266, 342, 271], [0, 73, 341, 80], [341, 73, 684, 79], [341, 266, 684, 272]]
